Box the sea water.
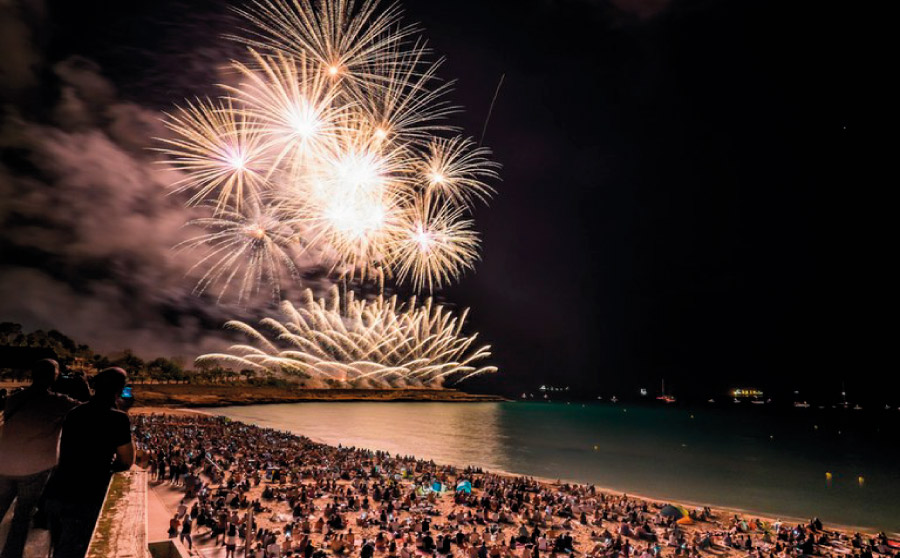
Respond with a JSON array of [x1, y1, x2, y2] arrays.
[[207, 401, 900, 532]]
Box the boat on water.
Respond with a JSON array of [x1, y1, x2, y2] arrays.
[[610, 396, 619, 403], [794, 401, 811, 408], [656, 379, 676, 403], [853, 404, 863, 411], [707, 398, 715, 404]]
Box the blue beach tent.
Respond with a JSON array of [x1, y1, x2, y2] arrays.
[[456, 480, 472, 494]]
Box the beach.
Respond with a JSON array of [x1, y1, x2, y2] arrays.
[[129, 385, 506, 408], [134, 408, 898, 558], [202, 401, 900, 533]]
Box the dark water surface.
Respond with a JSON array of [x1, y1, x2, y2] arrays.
[[208, 401, 900, 532]]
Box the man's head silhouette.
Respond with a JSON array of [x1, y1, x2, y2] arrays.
[[31, 359, 59, 390], [92, 367, 127, 404]]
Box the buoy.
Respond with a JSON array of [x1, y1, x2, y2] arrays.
[[858, 476, 865, 487], [814, 425, 818, 430], [594, 445, 599, 451], [690, 415, 694, 419]]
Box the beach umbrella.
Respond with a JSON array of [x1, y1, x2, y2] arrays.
[[660, 505, 689, 519]]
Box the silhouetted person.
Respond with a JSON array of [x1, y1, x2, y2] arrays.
[[0, 359, 77, 558], [44, 367, 134, 558], [53, 370, 91, 402]]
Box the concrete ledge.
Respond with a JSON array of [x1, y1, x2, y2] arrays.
[[148, 540, 191, 558], [87, 470, 151, 558]]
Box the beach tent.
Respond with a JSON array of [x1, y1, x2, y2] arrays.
[[660, 505, 689, 519], [456, 480, 472, 494], [432, 481, 443, 493]]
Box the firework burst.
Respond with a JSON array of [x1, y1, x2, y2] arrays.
[[162, 0, 499, 293], [233, 0, 419, 88], [159, 98, 269, 212], [197, 286, 496, 385], [162, 0, 502, 383], [390, 193, 479, 292], [179, 199, 300, 302], [421, 136, 500, 208]]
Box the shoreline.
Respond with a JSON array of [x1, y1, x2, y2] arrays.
[[130, 384, 507, 408], [132, 406, 894, 537]]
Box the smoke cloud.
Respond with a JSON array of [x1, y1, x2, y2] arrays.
[[0, 6, 327, 359]]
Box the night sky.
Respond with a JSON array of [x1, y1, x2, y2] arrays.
[[0, 0, 886, 402]]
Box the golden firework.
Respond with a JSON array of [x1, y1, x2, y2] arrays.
[[197, 286, 496, 385], [161, 0, 501, 383], [159, 97, 269, 212], [390, 192, 479, 292]]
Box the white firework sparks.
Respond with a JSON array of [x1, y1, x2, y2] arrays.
[[160, 0, 502, 383], [198, 287, 496, 385]]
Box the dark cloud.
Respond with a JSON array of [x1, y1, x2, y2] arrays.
[[0, 47, 344, 359], [0, 0, 45, 97], [0, 54, 235, 357], [0, 2, 354, 361]]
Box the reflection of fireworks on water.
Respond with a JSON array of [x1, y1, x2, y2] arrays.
[[160, 0, 502, 383], [197, 286, 496, 386]]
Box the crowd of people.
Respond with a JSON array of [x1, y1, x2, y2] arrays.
[[0, 360, 134, 558], [134, 413, 899, 558], [2, 360, 897, 558]]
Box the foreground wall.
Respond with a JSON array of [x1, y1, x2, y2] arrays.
[[86, 471, 151, 558]]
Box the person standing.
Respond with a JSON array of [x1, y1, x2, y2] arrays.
[[44, 367, 134, 558], [0, 359, 77, 558], [179, 514, 193, 550]]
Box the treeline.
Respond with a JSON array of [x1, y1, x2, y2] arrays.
[[0, 322, 264, 385]]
